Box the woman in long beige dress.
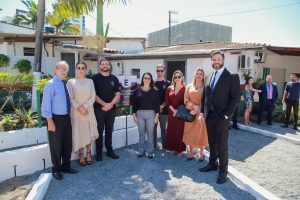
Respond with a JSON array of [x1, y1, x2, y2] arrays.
[[67, 61, 99, 166], [183, 67, 208, 161]]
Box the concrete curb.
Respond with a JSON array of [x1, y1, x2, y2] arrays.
[[25, 173, 52, 200], [204, 150, 280, 200], [238, 123, 300, 145]]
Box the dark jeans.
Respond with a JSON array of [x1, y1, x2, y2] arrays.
[[48, 114, 72, 172], [153, 114, 168, 148], [206, 111, 230, 173], [94, 107, 116, 158], [285, 99, 299, 126], [257, 100, 275, 124]]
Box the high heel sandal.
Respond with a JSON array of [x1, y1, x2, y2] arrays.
[[86, 150, 93, 165], [79, 152, 87, 166]]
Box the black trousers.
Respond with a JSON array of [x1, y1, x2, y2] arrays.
[[257, 100, 275, 124], [231, 105, 239, 126], [94, 107, 116, 157], [48, 114, 72, 172], [206, 111, 230, 173], [285, 99, 299, 126]]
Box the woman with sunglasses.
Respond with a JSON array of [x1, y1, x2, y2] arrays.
[[67, 61, 99, 166], [130, 72, 160, 158], [183, 67, 208, 161], [164, 70, 186, 156]]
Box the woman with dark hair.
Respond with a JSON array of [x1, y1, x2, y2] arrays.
[[130, 72, 160, 158], [67, 61, 99, 166], [244, 77, 261, 125], [164, 70, 186, 156]]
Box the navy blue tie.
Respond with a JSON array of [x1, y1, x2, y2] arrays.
[[62, 80, 71, 114], [210, 71, 218, 91]]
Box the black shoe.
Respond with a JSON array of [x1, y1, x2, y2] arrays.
[[268, 123, 273, 125], [217, 172, 228, 184], [137, 153, 144, 158], [62, 167, 78, 174], [199, 163, 218, 172], [256, 122, 261, 125], [294, 126, 299, 131], [281, 124, 288, 128], [148, 155, 154, 159], [95, 155, 102, 161], [52, 171, 63, 180], [107, 151, 119, 159], [232, 125, 239, 130]]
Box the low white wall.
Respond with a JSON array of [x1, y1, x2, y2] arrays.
[[0, 116, 161, 182], [0, 127, 48, 151]]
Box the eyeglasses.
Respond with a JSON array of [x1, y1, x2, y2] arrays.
[[157, 70, 164, 73], [173, 75, 182, 80], [143, 77, 151, 80], [76, 67, 86, 70]]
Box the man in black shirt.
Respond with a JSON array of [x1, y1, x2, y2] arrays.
[[92, 59, 121, 161], [154, 64, 171, 148], [281, 73, 300, 130]]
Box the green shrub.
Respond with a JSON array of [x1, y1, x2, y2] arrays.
[[15, 59, 32, 74], [1, 114, 18, 131], [0, 54, 10, 68]]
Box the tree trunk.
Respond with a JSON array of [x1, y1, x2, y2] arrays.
[[32, 0, 45, 111]]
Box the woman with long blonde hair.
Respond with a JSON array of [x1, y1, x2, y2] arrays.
[[183, 67, 208, 161], [164, 70, 186, 156]]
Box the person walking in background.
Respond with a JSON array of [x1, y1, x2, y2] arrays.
[[92, 59, 121, 161], [154, 64, 171, 148], [42, 61, 78, 180], [183, 67, 208, 161], [199, 51, 240, 184], [164, 70, 186, 156], [131, 72, 160, 158], [281, 73, 300, 130], [67, 61, 99, 166], [256, 75, 278, 125], [243, 77, 262, 125]]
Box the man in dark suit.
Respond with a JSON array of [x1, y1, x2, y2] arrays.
[[256, 75, 278, 125], [199, 51, 240, 184]]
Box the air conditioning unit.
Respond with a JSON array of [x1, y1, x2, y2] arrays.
[[238, 55, 251, 69], [111, 62, 124, 75], [254, 52, 266, 63]]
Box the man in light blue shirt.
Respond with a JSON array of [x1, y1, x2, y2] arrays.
[[42, 61, 77, 180]]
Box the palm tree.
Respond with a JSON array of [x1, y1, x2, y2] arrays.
[[12, 0, 38, 28]]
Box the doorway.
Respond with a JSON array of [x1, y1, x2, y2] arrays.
[[166, 61, 186, 82], [61, 53, 75, 77]]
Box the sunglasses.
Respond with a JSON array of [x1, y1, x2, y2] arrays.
[[143, 77, 151, 80], [77, 67, 86, 70], [173, 75, 182, 80], [157, 70, 164, 73]]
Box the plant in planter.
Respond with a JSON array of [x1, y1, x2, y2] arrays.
[[15, 59, 32, 74], [15, 108, 36, 128], [0, 54, 10, 69], [1, 114, 17, 131]]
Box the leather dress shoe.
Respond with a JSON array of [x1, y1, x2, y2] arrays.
[[62, 167, 78, 174], [294, 126, 299, 131], [52, 171, 63, 180], [268, 123, 273, 125], [199, 164, 218, 172], [95, 155, 103, 161], [232, 125, 239, 130], [107, 151, 119, 159], [217, 172, 228, 184], [281, 124, 288, 128]]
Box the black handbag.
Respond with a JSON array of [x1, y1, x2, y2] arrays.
[[175, 105, 196, 122]]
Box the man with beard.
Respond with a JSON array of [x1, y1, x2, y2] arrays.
[[281, 73, 300, 130], [198, 51, 240, 184], [92, 59, 121, 161]]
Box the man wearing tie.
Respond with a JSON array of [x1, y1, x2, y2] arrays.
[[199, 51, 240, 184], [256, 75, 278, 125], [42, 61, 78, 180]]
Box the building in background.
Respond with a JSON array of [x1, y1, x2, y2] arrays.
[[148, 20, 232, 47]]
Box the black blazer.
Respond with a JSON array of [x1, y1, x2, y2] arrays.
[[200, 68, 240, 118], [258, 82, 278, 104]]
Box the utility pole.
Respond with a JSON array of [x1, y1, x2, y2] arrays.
[[168, 10, 178, 46]]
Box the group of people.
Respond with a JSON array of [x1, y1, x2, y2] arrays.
[[240, 73, 299, 131], [42, 59, 121, 181], [130, 51, 240, 184]]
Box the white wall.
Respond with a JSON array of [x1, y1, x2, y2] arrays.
[[106, 39, 144, 53], [0, 22, 35, 34]]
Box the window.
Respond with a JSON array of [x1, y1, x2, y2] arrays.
[[23, 47, 35, 56], [131, 68, 140, 79]]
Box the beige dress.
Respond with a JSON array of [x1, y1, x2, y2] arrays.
[[67, 78, 99, 152], [183, 84, 209, 148]]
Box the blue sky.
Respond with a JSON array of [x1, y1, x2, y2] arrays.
[[1, 0, 300, 47]]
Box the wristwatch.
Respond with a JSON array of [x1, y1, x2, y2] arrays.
[[224, 115, 228, 119]]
